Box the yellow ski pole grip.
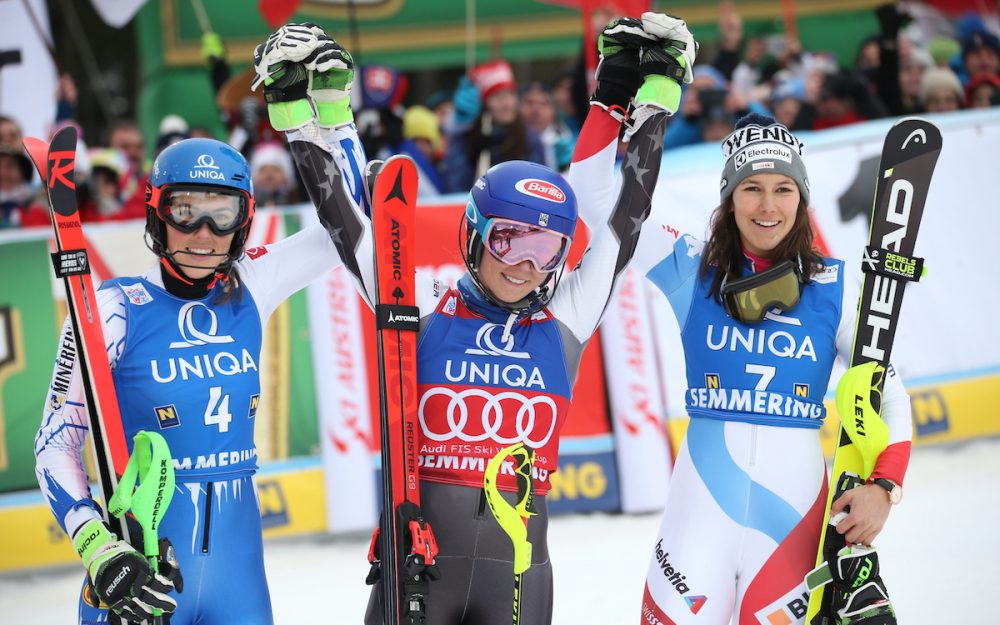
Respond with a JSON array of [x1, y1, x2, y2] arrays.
[[484, 443, 535, 575]]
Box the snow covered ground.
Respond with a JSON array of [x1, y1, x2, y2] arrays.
[[4, 437, 997, 624]]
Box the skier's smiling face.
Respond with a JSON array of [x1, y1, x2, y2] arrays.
[[478, 252, 548, 304], [165, 222, 235, 279], [731, 173, 801, 258]]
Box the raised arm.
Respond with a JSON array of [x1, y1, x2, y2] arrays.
[[551, 13, 699, 342], [252, 24, 378, 306]]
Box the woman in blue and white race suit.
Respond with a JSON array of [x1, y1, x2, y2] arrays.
[[574, 113, 913, 625], [34, 127, 366, 623]]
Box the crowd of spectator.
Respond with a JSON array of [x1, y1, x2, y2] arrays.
[[2, 1, 999, 229]]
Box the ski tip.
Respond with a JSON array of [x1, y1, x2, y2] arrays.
[[22, 137, 50, 182]]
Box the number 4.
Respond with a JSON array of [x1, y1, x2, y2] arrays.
[[746, 364, 776, 390], [204, 386, 233, 432]]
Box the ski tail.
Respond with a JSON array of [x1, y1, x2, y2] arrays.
[[27, 127, 132, 541], [806, 118, 942, 625], [370, 155, 438, 625]]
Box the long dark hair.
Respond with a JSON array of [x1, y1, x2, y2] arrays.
[[466, 112, 532, 167], [699, 197, 825, 302]]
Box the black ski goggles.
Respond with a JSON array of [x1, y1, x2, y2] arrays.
[[721, 260, 802, 324], [156, 185, 252, 236]]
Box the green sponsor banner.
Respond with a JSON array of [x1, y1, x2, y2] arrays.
[[136, 0, 883, 150], [283, 213, 320, 457], [0, 237, 60, 492]]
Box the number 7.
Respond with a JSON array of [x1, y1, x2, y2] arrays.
[[746, 364, 776, 390]]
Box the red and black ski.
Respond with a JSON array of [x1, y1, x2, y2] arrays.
[[367, 155, 439, 624], [24, 126, 132, 541]]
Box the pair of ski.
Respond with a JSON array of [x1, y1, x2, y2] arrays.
[[26, 126, 175, 621], [369, 157, 535, 625], [805, 118, 942, 625]]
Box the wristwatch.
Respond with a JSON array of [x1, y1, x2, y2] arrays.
[[872, 478, 903, 505]]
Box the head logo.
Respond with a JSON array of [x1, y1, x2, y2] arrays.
[[514, 179, 565, 203], [169, 302, 235, 348], [465, 323, 530, 359]]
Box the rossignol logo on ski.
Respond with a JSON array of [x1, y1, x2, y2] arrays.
[[47, 150, 77, 197], [190, 154, 226, 181], [377, 304, 420, 331], [50, 249, 90, 278]]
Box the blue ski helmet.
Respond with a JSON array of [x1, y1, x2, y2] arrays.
[[462, 160, 579, 314], [466, 160, 578, 241], [145, 138, 255, 262]]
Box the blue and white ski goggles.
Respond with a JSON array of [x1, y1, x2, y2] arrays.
[[156, 184, 252, 236]]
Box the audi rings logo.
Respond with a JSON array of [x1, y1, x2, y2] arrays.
[[195, 154, 219, 169], [169, 302, 235, 348], [465, 323, 530, 359], [419, 388, 558, 447]]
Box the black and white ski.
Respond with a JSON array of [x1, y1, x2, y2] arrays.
[[806, 118, 942, 624]]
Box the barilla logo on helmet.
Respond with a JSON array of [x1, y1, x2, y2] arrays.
[[190, 154, 226, 181], [514, 178, 565, 203]]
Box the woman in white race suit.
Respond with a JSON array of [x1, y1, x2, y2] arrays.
[[573, 112, 912, 625]]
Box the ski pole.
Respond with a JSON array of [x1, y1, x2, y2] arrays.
[[484, 443, 536, 625], [108, 431, 176, 623]]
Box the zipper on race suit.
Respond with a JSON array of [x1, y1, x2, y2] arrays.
[[202, 482, 213, 554]]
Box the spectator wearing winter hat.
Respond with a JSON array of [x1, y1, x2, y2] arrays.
[[519, 81, 576, 172], [899, 47, 933, 114], [664, 65, 741, 150], [156, 114, 191, 154], [78, 148, 147, 223], [355, 64, 408, 160], [106, 119, 147, 175], [928, 35, 961, 69], [811, 68, 887, 130], [250, 141, 298, 207], [770, 78, 806, 131], [441, 59, 545, 193], [0, 144, 46, 228], [398, 105, 445, 198], [920, 66, 964, 113], [0, 116, 24, 150], [964, 73, 1000, 109], [960, 30, 1000, 85]]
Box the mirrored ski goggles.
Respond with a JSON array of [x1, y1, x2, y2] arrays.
[[482, 217, 571, 272], [158, 186, 250, 235], [720, 260, 802, 324]]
